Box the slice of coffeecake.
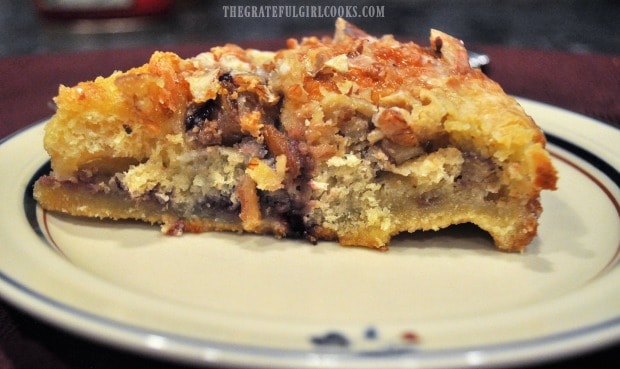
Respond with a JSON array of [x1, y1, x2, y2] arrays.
[[33, 19, 557, 251]]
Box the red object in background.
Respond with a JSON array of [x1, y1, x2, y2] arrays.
[[34, 0, 173, 19]]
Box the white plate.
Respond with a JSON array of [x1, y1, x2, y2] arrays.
[[1, 98, 619, 368]]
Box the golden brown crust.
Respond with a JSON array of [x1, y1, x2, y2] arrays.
[[267, 18, 557, 251], [34, 18, 557, 252]]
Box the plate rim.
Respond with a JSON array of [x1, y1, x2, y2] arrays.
[[1, 97, 620, 368]]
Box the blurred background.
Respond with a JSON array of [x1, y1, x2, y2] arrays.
[[1, 0, 618, 58]]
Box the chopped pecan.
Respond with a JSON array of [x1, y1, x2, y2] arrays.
[[374, 107, 418, 147], [237, 174, 262, 232], [263, 124, 303, 179]]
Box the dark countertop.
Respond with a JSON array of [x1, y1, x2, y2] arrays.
[[1, 0, 619, 58]]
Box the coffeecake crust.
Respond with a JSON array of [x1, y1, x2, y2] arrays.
[[34, 19, 557, 251]]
